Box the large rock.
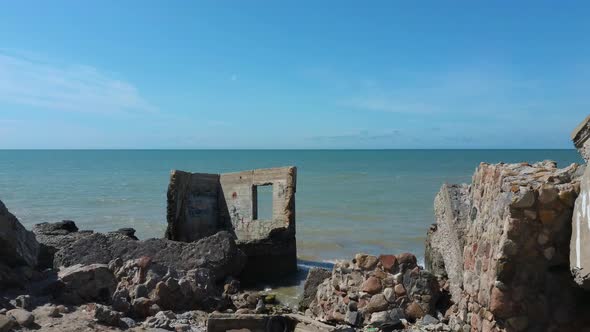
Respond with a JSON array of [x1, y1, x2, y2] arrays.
[[571, 164, 590, 289], [424, 183, 470, 301], [54, 230, 245, 281], [58, 263, 117, 304], [32, 221, 93, 269], [0, 200, 39, 268]]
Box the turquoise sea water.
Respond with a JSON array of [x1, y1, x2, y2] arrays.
[[0, 150, 582, 264]]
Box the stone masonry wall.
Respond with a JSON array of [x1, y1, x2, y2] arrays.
[[427, 161, 590, 331]]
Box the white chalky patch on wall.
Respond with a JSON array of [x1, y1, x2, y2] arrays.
[[577, 210, 582, 268]]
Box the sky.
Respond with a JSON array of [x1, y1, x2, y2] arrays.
[[0, 1, 589, 149]]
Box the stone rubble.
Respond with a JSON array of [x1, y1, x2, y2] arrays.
[[306, 253, 447, 330]]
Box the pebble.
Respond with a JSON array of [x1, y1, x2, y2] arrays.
[[120, 317, 136, 329], [394, 284, 406, 297], [383, 287, 396, 302]]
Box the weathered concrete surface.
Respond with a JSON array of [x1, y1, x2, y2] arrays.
[[0, 200, 39, 268], [166, 166, 297, 282], [166, 171, 222, 242], [571, 162, 590, 289], [54, 231, 245, 281], [219, 167, 297, 241], [424, 183, 469, 301], [427, 161, 590, 331], [572, 115, 590, 162], [299, 267, 332, 311]]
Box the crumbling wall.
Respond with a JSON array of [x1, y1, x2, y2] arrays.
[[219, 167, 297, 283], [427, 161, 590, 331], [165, 166, 297, 283], [166, 171, 222, 242], [219, 167, 296, 241]]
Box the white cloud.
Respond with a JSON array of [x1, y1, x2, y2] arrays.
[[0, 50, 155, 114]]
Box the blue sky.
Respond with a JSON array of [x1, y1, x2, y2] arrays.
[[0, 1, 589, 149]]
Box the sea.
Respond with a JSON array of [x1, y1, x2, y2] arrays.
[[0, 149, 582, 304]]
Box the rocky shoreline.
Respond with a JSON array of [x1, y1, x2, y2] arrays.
[[3, 117, 590, 332]]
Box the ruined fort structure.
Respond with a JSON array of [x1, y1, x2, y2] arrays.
[[165, 166, 297, 283], [424, 115, 590, 331]]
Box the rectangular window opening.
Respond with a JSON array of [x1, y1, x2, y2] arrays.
[[253, 184, 273, 220]]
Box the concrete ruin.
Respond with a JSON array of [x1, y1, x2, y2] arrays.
[[425, 160, 590, 331], [165, 166, 297, 283]]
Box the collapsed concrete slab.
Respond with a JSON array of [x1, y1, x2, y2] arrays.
[[53, 231, 245, 281], [425, 183, 470, 301], [166, 166, 297, 282]]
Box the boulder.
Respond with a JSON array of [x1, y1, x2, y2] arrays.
[[93, 303, 122, 327], [571, 164, 590, 289], [54, 230, 245, 281], [6, 309, 34, 327], [0, 200, 39, 268], [299, 267, 332, 310], [58, 264, 117, 304], [32, 221, 93, 269]]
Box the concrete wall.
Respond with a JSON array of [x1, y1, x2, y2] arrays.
[[165, 171, 222, 242], [219, 167, 296, 241]]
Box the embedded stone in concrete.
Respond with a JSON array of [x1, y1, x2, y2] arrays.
[[166, 166, 297, 283]]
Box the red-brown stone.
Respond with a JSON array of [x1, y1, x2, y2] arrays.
[[405, 301, 425, 320], [379, 254, 398, 272], [397, 253, 417, 266], [489, 286, 513, 319], [361, 276, 382, 294]]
